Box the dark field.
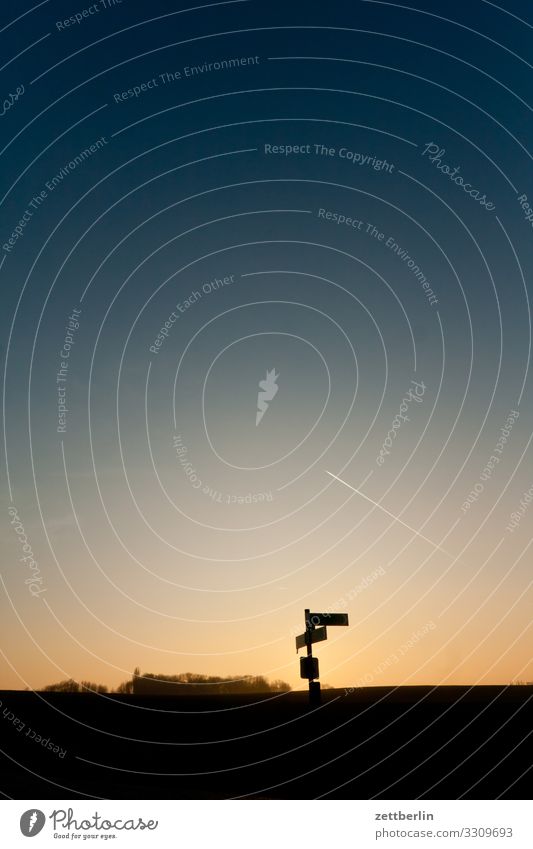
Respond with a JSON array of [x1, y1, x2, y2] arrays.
[[0, 686, 531, 799]]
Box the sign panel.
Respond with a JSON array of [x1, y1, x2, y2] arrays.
[[295, 626, 327, 652], [308, 612, 349, 627], [300, 656, 319, 680], [295, 632, 307, 652]]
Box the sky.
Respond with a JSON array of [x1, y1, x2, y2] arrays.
[[0, 0, 532, 692]]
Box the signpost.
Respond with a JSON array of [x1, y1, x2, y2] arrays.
[[295, 608, 349, 705]]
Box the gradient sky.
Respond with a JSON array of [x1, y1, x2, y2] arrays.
[[1, 0, 532, 692]]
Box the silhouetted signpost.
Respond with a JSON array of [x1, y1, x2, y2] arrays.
[[295, 608, 350, 705]]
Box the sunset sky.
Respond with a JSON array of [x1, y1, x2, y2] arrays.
[[1, 0, 532, 692]]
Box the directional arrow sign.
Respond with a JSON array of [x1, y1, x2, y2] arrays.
[[295, 625, 327, 652], [308, 613, 349, 627]]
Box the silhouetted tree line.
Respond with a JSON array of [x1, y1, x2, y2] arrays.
[[42, 679, 108, 693], [135, 671, 291, 694], [39, 667, 291, 695]]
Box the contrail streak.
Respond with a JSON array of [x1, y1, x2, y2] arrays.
[[325, 470, 455, 559]]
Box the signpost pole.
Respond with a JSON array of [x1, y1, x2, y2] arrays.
[[304, 608, 321, 706], [304, 608, 311, 659]]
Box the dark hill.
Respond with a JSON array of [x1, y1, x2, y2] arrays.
[[0, 686, 530, 799]]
